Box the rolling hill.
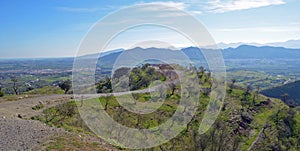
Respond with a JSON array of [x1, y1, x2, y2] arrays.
[[30, 70, 300, 150], [262, 80, 300, 106]]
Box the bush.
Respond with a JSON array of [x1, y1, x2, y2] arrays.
[[32, 104, 44, 110], [0, 88, 4, 97], [59, 80, 72, 94]]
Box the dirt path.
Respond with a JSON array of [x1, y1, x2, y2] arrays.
[[0, 82, 177, 150], [0, 95, 73, 150], [0, 118, 66, 150], [0, 94, 73, 119], [247, 125, 267, 151], [0, 94, 119, 150]]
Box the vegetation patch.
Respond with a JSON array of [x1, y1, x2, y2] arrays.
[[32, 104, 44, 110], [32, 101, 92, 134], [41, 134, 109, 151], [26, 86, 64, 95], [31, 67, 300, 150]]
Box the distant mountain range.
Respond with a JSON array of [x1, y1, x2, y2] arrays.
[[218, 39, 300, 49], [79, 48, 124, 59], [222, 45, 300, 59], [81, 45, 300, 66], [74, 45, 300, 77]]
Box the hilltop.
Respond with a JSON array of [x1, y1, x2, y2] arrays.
[[25, 65, 300, 150]]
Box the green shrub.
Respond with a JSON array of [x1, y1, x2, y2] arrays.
[[0, 88, 4, 97], [32, 104, 44, 110]]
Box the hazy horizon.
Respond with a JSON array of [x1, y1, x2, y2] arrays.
[[1, 0, 300, 58], [1, 40, 300, 59]]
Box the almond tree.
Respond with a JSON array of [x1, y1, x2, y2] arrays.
[[10, 76, 19, 95], [59, 79, 72, 94]]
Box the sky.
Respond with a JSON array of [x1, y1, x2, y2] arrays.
[[0, 0, 300, 58]]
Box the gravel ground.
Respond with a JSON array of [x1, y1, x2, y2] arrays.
[[0, 95, 71, 150], [0, 90, 170, 150], [0, 94, 119, 150], [0, 118, 66, 150], [0, 94, 72, 119]]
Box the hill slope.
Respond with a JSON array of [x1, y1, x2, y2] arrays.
[[262, 80, 300, 106], [31, 70, 300, 150]]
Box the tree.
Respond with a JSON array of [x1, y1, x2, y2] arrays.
[[169, 83, 177, 96], [232, 136, 241, 151], [99, 97, 109, 111], [231, 79, 236, 85], [198, 66, 206, 83], [97, 77, 112, 93], [252, 86, 260, 106], [199, 66, 205, 74], [281, 93, 296, 108], [198, 133, 209, 151], [228, 79, 236, 94], [59, 79, 72, 94], [281, 93, 289, 103], [241, 86, 252, 108], [245, 85, 252, 95], [0, 87, 4, 97], [10, 76, 19, 95]]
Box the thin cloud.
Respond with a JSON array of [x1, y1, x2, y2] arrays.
[[205, 0, 285, 13], [216, 26, 300, 32], [56, 7, 99, 13], [142, 1, 188, 10], [136, 1, 202, 16], [189, 10, 203, 15]]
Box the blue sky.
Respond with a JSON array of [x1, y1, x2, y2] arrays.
[[0, 0, 299, 58]]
